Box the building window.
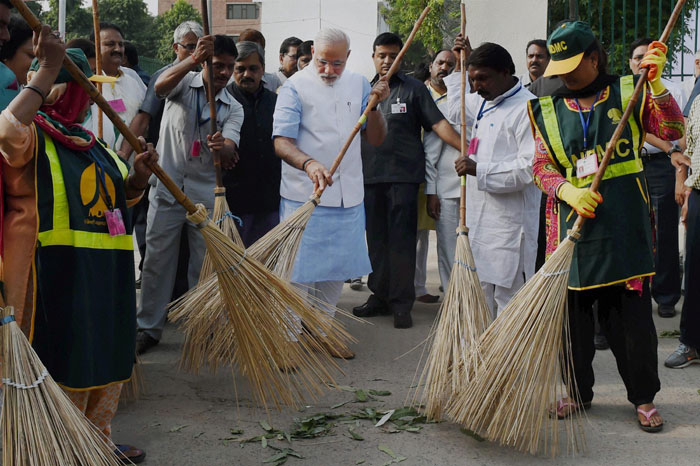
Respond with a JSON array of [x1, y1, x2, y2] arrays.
[[226, 3, 259, 20]]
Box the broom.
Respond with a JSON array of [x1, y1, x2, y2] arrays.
[[169, 4, 434, 372], [414, 2, 492, 421], [91, 0, 103, 140], [1, 306, 130, 465], [11, 0, 354, 410], [447, 0, 687, 455]]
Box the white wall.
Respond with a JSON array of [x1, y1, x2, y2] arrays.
[[464, 0, 548, 79], [260, 0, 385, 79]]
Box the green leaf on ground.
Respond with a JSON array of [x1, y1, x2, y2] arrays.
[[355, 389, 369, 402], [168, 424, 188, 432], [230, 428, 244, 435], [369, 389, 392, 396], [659, 330, 681, 338], [378, 444, 398, 459], [348, 427, 364, 440], [261, 436, 268, 448], [260, 420, 274, 432], [460, 427, 485, 442], [356, 461, 365, 465], [331, 400, 353, 409]]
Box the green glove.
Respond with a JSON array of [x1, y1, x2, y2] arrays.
[[557, 182, 603, 219]]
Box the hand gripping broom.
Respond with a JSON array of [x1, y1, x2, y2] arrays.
[[11, 0, 353, 410], [1, 306, 132, 465], [414, 2, 492, 421], [447, 0, 687, 456], [168, 5, 434, 372]]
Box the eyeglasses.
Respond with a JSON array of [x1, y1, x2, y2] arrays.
[[177, 43, 197, 52], [283, 53, 297, 59], [315, 58, 346, 68]]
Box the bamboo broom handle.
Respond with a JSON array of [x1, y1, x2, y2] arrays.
[[314, 5, 432, 196], [199, 0, 224, 188], [572, 0, 687, 232], [91, 0, 103, 139], [458, 2, 467, 228], [10, 0, 199, 214]]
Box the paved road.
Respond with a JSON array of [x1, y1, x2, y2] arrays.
[[117, 235, 700, 465]]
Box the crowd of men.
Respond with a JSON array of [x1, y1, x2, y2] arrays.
[[0, 2, 698, 459]]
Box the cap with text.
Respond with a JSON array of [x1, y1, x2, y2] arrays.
[[543, 21, 596, 77]]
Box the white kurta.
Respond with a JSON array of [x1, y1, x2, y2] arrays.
[[445, 73, 541, 289]]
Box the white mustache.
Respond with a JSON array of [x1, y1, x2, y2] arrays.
[[320, 73, 338, 80]]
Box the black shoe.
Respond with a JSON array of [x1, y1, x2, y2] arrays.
[[657, 305, 676, 318], [353, 301, 390, 317], [594, 333, 609, 350], [393, 312, 413, 329], [135, 331, 158, 355]]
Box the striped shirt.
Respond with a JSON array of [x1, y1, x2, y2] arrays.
[[685, 97, 700, 190]]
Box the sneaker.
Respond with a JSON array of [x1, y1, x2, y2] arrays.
[[135, 331, 159, 355], [657, 305, 676, 318], [664, 343, 700, 369], [349, 277, 363, 291]]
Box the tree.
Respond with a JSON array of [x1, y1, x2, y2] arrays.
[[548, 0, 699, 76], [153, 0, 202, 62], [43, 0, 93, 40], [380, 0, 461, 71]]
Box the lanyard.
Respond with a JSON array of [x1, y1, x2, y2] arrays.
[[574, 91, 601, 150], [91, 153, 115, 211], [475, 83, 522, 129], [196, 87, 223, 127]]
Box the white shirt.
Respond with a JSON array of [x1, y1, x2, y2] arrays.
[[424, 83, 464, 199], [445, 73, 541, 288], [86, 66, 146, 150], [273, 65, 371, 208]]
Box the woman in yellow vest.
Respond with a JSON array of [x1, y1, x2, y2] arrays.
[[528, 22, 684, 432], [0, 28, 156, 462]]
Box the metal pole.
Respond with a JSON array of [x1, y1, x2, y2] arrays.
[[58, 0, 66, 38]]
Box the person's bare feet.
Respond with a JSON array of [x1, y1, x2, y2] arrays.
[[637, 403, 664, 432]]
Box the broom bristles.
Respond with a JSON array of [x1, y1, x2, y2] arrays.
[[447, 233, 586, 456], [199, 188, 244, 282], [1, 307, 130, 465], [120, 355, 145, 403], [177, 204, 355, 409], [413, 228, 492, 421]]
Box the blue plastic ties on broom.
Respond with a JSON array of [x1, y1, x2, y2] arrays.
[[216, 211, 243, 227], [0, 315, 16, 326]]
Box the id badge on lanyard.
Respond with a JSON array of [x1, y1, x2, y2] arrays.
[[575, 92, 601, 179], [93, 156, 126, 237]]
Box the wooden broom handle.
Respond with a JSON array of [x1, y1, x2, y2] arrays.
[[314, 5, 432, 196], [199, 0, 224, 188], [10, 0, 199, 214], [572, 0, 686, 232], [91, 0, 103, 139], [459, 2, 467, 228]]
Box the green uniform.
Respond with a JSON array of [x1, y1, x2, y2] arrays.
[[528, 75, 654, 290], [31, 128, 135, 390]]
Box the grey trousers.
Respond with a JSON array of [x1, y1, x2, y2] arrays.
[[434, 197, 460, 292], [137, 190, 208, 340]]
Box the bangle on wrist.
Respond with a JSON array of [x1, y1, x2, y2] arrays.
[[651, 89, 670, 99], [24, 84, 46, 105], [301, 158, 314, 171]]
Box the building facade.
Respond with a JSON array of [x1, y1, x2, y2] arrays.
[[158, 0, 261, 39]]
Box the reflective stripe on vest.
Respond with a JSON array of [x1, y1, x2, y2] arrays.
[[539, 77, 644, 188], [37, 134, 133, 250]]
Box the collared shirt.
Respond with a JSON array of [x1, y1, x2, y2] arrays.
[[276, 69, 288, 87], [444, 73, 541, 288], [361, 72, 445, 184], [273, 65, 370, 208], [424, 83, 462, 199], [263, 72, 281, 93], [154, 71, 243, 206], [685, 76, 700, 117], [685, 97, 700, 189], [86, 66, 147, 150], [224, 83, 279, 214], [139, 61, 177, 146]]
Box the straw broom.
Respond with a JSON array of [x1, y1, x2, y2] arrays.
[[447, 1, 687, 455], [169, 5, 434, 372], [11, 0, 354, 410], [1, 306, 130, 465], [414, 2, 491, 421]]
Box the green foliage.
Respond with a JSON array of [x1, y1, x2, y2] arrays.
[[548, 0, 699, 76], [153, 0, 202, 62], [42, 0, 93, 41], [380, 0, 461, 71], [25, 1, 43, 17]]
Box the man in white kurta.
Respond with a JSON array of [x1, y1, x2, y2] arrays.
[[445, 41, 540, 317], [273, 28, 389, 358]]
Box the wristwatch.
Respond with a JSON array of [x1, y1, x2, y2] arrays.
[[666, 143, 683, 157]]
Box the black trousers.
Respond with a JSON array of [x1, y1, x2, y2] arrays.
[[364, 182, 419, 314], [567, 281, 660, 406], [133, 185, 150, 273], [643, 155, 681, 307], [681, 189, 700, 348]]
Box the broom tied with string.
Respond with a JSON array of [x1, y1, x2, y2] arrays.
[[413, 1, 492, 421], [1, 306, 131, 465], [11, 0, 355, 410], [447, 0, 687, 456], [169, 5, 434, 373]]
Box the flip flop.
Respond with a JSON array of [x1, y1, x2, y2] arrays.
[[551, 399, 592, 419], [114, 444, 146, 464], [636, 406, 663, 433]]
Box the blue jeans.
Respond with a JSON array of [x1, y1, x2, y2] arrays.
[[643, 155, 681, 307]]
